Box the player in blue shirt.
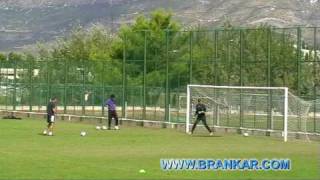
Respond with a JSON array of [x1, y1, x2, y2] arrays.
[[105, 94, 119, 130]]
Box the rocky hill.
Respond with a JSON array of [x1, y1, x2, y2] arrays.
[[0, 0, 319, 51]]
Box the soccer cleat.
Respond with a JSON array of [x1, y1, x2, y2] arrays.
[[187, 132, 192, 135], [114, 126, 120, 130], [210, 132, 214, 136], [48, 132, 53, 136], [43, 130, 47, 135]]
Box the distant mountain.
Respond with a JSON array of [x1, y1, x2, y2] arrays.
[[0, 0, 319, 51]]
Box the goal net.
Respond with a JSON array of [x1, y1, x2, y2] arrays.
[[185, 85, 312, 142]]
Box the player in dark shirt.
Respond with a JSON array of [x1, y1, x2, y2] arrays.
[[43, 97, 57, 136], [189, 99, 213, 135]]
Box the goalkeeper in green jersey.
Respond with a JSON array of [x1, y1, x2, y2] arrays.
[[189, 99, 213, 135]]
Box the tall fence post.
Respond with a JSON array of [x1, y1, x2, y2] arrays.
[[313, 27, 317, 133], [29, 59, 33, 112], [213, 30, 218, 125], [297, 27, 302, 131], [267, 28, 272, 135], [46, 58, 50, 107], [0, 59, 2, 110], [189, 31, 193, 84], [143, 31, 147, 120], [165, 30, 169, 122], [102, 60, 105, 117], [13, 57, 17, 111], [63, 58, 67, 117], [81, 59, 85, 118], [239, 29, 244, 128], [122, 34, 127, 119]]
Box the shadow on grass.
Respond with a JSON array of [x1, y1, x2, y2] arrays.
[[191, 134, 223, 138], [37, 133, 49, 136]]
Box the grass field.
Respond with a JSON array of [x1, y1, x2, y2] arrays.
[[0, 118, 319, 180]]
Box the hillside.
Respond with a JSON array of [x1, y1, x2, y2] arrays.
[[0, 0, 319, 51]]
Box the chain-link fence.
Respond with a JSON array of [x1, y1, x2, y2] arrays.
[[0, 27, 319, 133]]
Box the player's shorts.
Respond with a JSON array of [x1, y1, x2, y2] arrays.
[[47, 114, 55, 124], [197, 115, 206, 121]]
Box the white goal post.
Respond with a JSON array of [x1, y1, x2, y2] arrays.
[[186, 85, 289, 142]]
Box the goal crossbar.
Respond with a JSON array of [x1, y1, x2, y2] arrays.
[[188, 84, 288, 90]]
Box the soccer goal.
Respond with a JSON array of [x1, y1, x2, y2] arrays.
[[186, 85, 312, 142]]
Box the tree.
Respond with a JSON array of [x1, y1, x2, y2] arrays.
[[113, 9, 181, 87]]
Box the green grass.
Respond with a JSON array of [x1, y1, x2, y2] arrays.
[[0, 118, 319, 180]]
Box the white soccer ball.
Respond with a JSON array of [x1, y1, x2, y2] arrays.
[[243, 132, 249, 137], [102, 126, 107, 130], [80, 131, 87, 136], [96, 126, 101, 130]]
